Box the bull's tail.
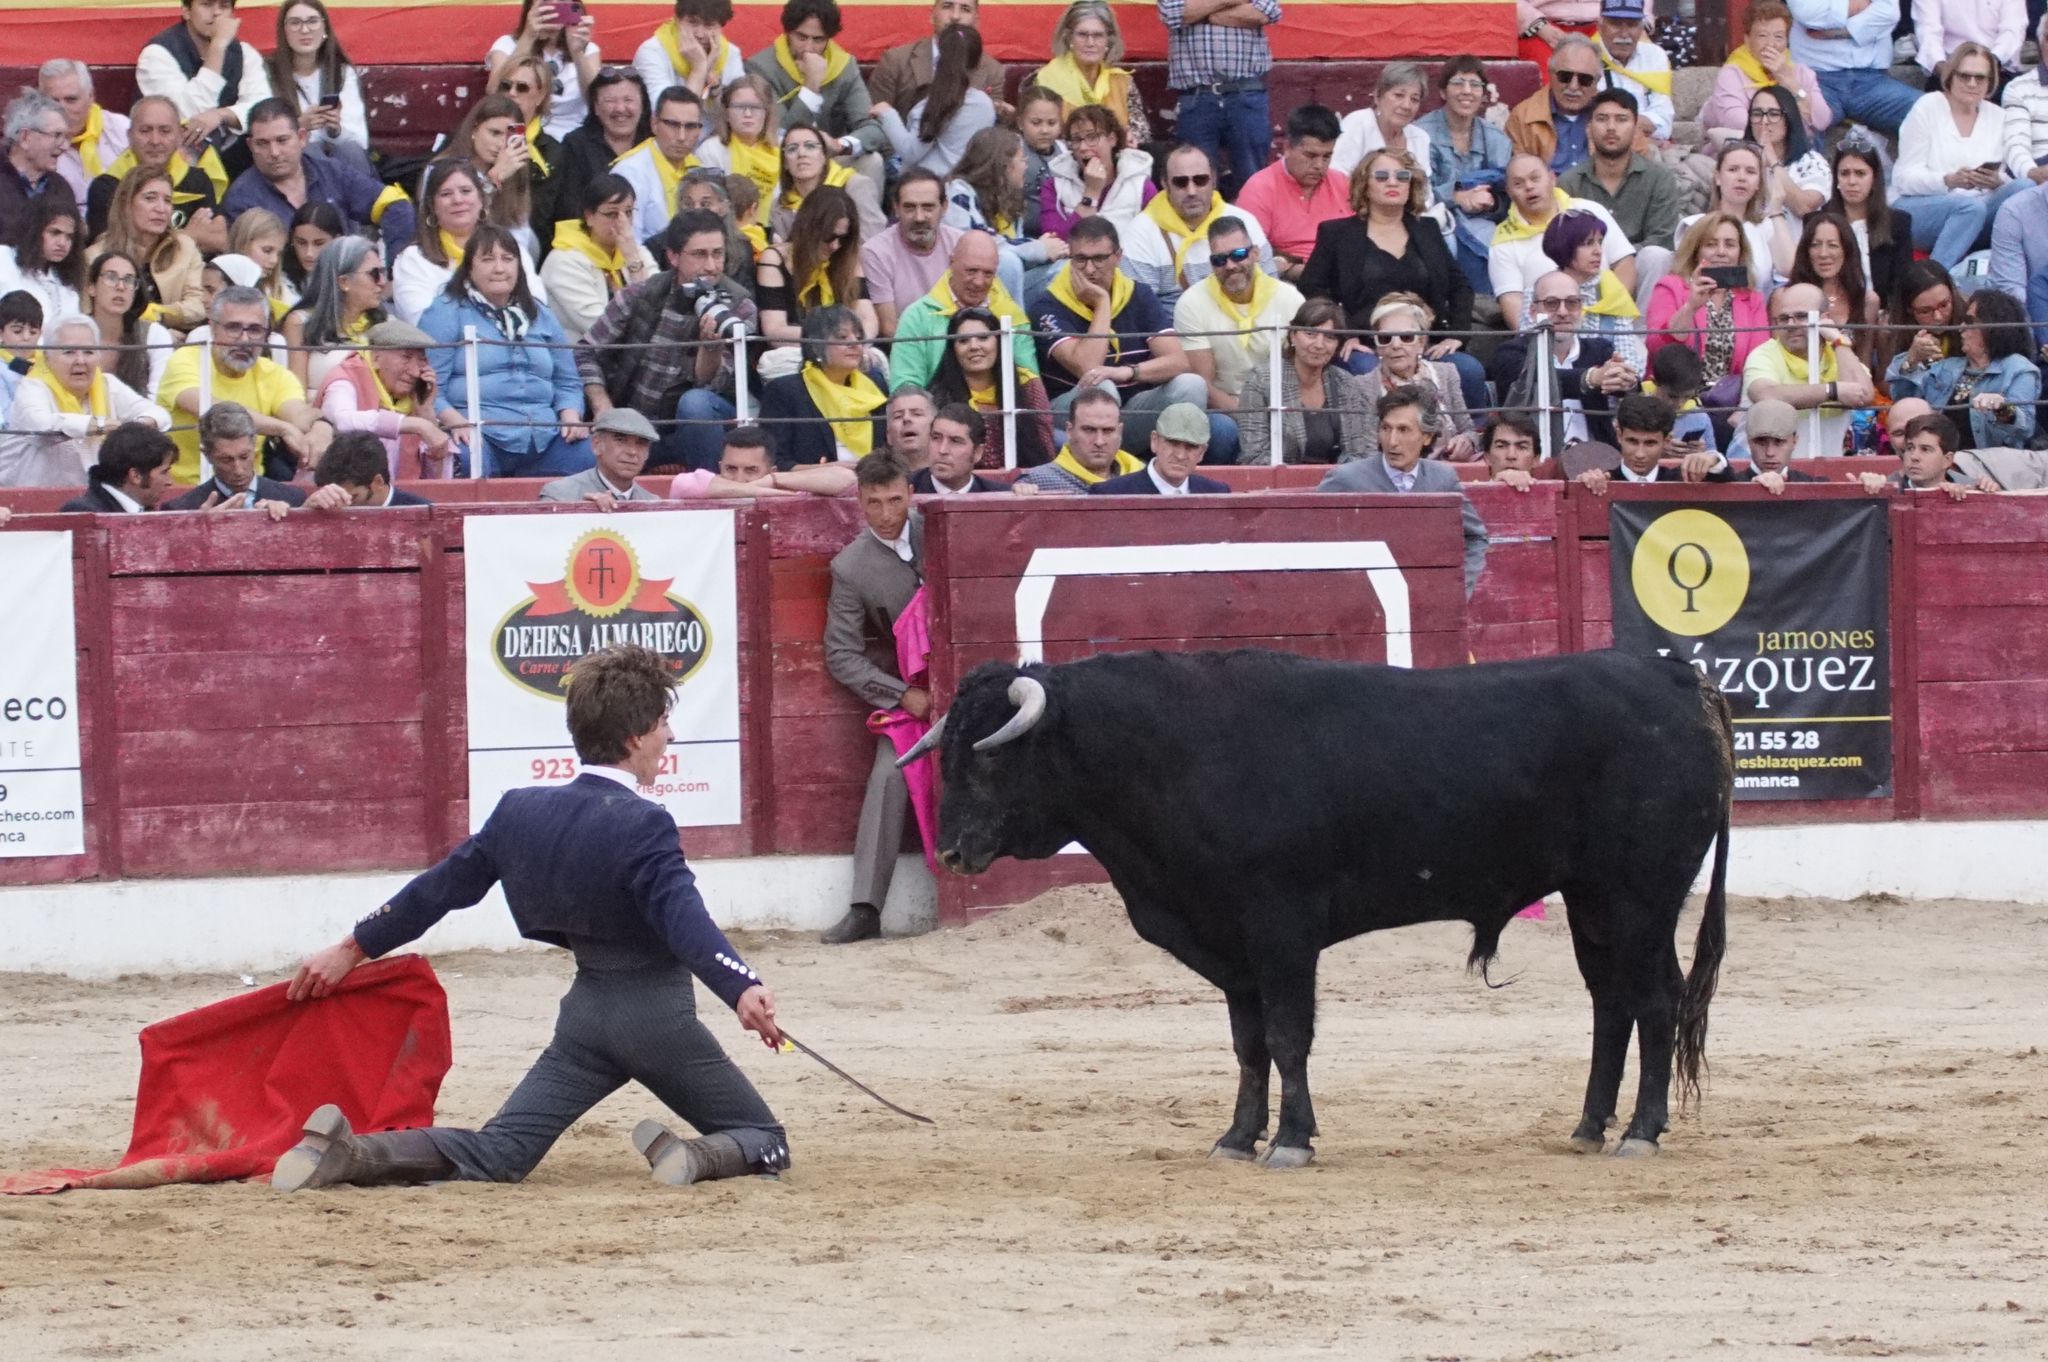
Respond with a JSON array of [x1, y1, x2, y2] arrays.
[[1675, 690, 1734, 1112]]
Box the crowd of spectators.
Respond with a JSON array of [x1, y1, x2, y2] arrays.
[[5, 0, 2047, 517]]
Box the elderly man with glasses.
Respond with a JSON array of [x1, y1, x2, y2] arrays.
[[1, 91, 69, 236], [1493, 269, 1641, 454], [1507, 34, 1606, 173]]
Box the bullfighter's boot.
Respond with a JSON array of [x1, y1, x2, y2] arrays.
[[632, 1121, 756, 1185], [271, 1104, 455, 1190]]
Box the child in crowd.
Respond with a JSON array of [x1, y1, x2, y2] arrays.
[[1648, 345, 1718, 453], [726, 174, 767, 259], [0, 290, 41, 410], [1014, 85, 1064, 238]]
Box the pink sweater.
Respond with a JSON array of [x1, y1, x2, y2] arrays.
[[1701, 60, 1835, 140], [1645, 274, 1771, 375]]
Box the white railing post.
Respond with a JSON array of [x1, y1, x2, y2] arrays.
[[730, 326, 750, 427], [1805, 309, 1824, 455], [1266, 320, 1284, 466], [1533, 319, 1555, 465], [999, 315, 1019, 470], [463, 326, 483, 479], [197, 330, 214, 484]]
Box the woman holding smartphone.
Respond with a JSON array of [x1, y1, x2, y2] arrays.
[[487, 0, 602, 141], [264, 0, 373, 178], [1645, 212, 1769, 411], [1890, 40, 2030, 267]]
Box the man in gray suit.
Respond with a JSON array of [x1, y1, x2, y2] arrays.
[[820, 453, 927, 943], [539, 409, 663, 510], [1317, 384, 1490, 598]]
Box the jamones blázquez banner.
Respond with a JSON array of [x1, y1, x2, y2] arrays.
[[1609, 501, 1894, 802], [464, 511, 741, 828], [0, 0, 1513, 67]]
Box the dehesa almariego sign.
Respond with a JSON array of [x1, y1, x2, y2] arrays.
[[1610, 500, 1892, 801], [0, 532, 85, 856], [464, 511, 741, 828]]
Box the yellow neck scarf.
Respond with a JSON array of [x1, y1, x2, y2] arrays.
[[928, 270, 1033, 373], [1596, 37, 1673, 96], [1584, 270, 1639, 320], [1046, 263, 1136, 359], [740, 220, 769, 255], [799, 263, 835, 310], [1728, 44, 1775, 92], [1036, 53, 1131, 120], [728, 137, 781, 202], [105, 147, 228, 205], [621, 139, 699, 214], [523, 119, 551, 176], [968, 381, 999, 408], [366, 353, 413, 414], [801, 362, 885, 457], [26, 356, 108, 418], [73, 104, 109, 179], [1052, 446, 1142, 484], [553, 219, 628, 292], [1143, 189, 1227, 287], [1774, 342, 1841, 387], [1493, 187, 1571, 245], [774, 33, 853, 91], [780, 158, 851, 211], [657, 21, 730, 82], [1202, 268, 1279, 333], [438, 228, 470, 266]]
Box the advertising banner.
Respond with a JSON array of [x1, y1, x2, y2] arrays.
[[0, 532, 85, 857], [463, 511, 741, 829], [1610, 501, 1893, 801]]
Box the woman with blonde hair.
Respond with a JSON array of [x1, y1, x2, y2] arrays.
[[1032, 1, 1151, 143], [1645, 211, 1769, 409], [228, 208, 294, 319], [1672, 140, 1791, 289], [1891, 40, 2031, 267], [87, 167, 207, 333], [1353, 292, 1476, 460]]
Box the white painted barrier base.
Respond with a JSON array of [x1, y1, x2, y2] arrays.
[[0, 854, 936, 979], [3, 821, 2045, 978]]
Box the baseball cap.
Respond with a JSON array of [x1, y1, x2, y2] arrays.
[[1601, 0, 1647, 17], [1745, 399, 1799, 442], [592, 407, 660, 442], [1154, 402, 1211, 447]]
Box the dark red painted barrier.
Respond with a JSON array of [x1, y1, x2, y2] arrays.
[[4, 486, 2045, 913]]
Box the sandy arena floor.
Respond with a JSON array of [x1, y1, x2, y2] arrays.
[[2, 888, 2046, 1361]]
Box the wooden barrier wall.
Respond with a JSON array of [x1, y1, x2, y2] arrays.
[[3, 484, 2044, 914]]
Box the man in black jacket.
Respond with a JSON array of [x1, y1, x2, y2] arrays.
[[303, 432, 432, 508], [1577, 392, 1734, 491], [1493, 270, 1641, 452], [164, 402, 307, 515], [910, 403, 1008, 494], [59, 422, 178, 513], [275, 644, 788, 1190]]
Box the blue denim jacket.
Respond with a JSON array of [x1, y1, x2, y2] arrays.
[[1890, 351, 2041, 448], [1417, 108, 1513, 206], [419, 295, 585, 455]]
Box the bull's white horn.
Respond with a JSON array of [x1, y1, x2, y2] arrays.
[[972, 676, 1047, 752], [894, 713, 948, 769]]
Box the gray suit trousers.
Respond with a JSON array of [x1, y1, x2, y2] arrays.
[[425, 961, 788, 1182], [850, 736, 911, 911]]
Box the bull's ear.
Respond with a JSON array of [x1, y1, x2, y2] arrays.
[[895, 712, 948, 769]]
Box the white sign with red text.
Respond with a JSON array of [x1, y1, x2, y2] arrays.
[[463, 511, 741, 829]]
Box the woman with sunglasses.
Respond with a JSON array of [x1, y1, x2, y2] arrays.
[[491, 54, 569, 242], [1419, 57, 1514, 295], [263, 0, 374, 179], [1300, 148, 1482, 411], [1892, 41, 2031, 267], [283, 235, 389, 387], [487, 0, 603, 142], [1891, 288, 2039, 448], [756, 184, 876, 353], [1235, 298, 1373, 465], [1353, 293, 1477, 461], [927, 305, 1054, 469], [1746, 85, 1828, 219], [82, 250, 172, 399]]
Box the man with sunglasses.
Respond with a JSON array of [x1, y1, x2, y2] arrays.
[[220, 98, 415, 263], [1123, 144, 1276, 306], [613, 86, 708, 246], [1175, 216, 1302, 423], [1032, 216, 1223, 460], [1507, 34, 1605, 173]]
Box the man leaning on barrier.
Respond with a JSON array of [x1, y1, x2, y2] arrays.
[[163, 400, 306, 515]]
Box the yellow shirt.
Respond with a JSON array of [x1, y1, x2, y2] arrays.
[[155, 346, 307, 484]]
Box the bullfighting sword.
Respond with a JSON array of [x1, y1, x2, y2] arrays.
[[779, 1031, 935, 1125]]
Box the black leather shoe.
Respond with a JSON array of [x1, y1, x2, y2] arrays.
[[820, 903, 881, 944]]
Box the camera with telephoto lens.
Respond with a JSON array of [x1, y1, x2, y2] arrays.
[[677, 279, 750, 339]]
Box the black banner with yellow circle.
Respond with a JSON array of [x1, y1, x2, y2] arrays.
[[1610, 501, 1893, 801]]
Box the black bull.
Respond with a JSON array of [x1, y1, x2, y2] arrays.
[[902, 648, 1732, 1167]]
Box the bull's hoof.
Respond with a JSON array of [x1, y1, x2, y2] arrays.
[[1613, 1136, 1660, 1159], [1568, 1133, 1607, 1155], [1209, 1141, 1258, 1163], [1255, 1143, 1314, 1170]]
